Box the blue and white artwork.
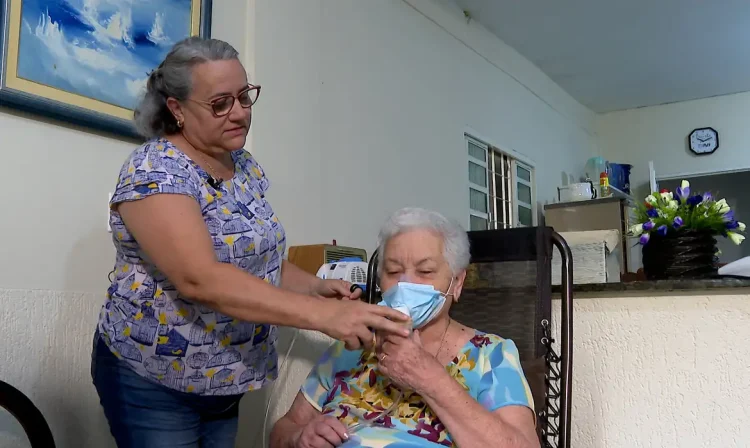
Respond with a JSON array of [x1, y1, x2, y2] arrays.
[[16, 0, 192, 110]]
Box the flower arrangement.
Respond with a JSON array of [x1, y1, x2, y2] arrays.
[[629, 180, 746, 246]]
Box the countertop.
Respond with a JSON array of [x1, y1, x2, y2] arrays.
[[552, 277, 750, 295], [543, 197, 623, 210]]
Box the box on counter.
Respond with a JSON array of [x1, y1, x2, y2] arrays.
[[552, 230, 621, 285]]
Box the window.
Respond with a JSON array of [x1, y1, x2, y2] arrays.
[[467, 134, 535, 231]]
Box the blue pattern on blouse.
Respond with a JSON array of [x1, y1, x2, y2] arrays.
[[97, 138, 286, 396]]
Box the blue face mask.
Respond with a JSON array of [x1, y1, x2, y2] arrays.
[[378, 280, 453, 329]]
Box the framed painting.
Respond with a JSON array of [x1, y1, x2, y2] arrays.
[[0, 0, 212, 138]]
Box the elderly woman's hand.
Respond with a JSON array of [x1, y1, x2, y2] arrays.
[[376, 330, 445, 393], [293, 414, 350, 448]]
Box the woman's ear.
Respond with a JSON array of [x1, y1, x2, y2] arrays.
[[166, 97, 184, 124], [452, 271, 467, 303]]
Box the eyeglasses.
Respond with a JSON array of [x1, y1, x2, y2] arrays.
[[190, 84, 261, 117]]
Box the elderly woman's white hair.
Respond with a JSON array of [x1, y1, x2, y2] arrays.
[[377, 207, 471, 275]]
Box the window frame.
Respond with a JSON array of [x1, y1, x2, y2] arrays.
[[466, 134, 536, 230], [512, 159, 536, 227], [467, 135, 490, 229]]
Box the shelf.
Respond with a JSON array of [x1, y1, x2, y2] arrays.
[[608, 186, 637, 206]]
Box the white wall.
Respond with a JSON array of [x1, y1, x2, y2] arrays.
[[597, 91, 750, 198], [0, 0, 597, 447], [250, 0, 597, 252]]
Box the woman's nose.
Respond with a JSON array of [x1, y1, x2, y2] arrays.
[[398, 274, 415, 283], [228, 98, 248, 121]]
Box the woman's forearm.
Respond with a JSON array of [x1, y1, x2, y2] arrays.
[[280, 260, 322, 295], [181, 261, 327, 330], [270, 415, 300, 448], [419, 372, 534, 448]]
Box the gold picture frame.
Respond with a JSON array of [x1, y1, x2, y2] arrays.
[[0, 0, 212, 138]]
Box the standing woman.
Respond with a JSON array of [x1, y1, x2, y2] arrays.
[[91, 37, 408, 448]]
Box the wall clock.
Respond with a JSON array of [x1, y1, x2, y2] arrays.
[[688, 127, 719, 155]]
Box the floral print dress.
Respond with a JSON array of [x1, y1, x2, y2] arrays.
[[301, 331, 534, 447]]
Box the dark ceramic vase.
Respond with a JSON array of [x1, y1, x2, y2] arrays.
[[642, 230, 718, 280]]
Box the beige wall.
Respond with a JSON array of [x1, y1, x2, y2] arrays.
[[554, 293, 750, 448]]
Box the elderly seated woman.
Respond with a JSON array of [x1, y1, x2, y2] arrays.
[[271, 207, 538, 448]]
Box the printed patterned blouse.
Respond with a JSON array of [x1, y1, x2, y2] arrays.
[[97, 138, 286, 396], [302, 331, 534, 447]]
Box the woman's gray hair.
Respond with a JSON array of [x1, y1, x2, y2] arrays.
[[133, 37, 240, 139], [377, 207, 471, 275]]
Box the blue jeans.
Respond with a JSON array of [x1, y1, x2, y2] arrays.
[[91, 332, 244, 448]]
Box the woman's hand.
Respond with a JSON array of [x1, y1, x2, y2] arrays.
[[293, 414, 350, 448], [315, 300, 410, 350], [377, 330, 446, 393], [311, 279, 362, 301]]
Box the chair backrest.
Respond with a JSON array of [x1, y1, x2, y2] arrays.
[[366, 226, 573, 448], [0, 380, 56, 448]]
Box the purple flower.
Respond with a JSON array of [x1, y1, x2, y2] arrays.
[[676, 181, 690, 201], [726, 220, 740, 230], [723, 210, 735, 222], [642, 221, 655, 231], [686, 195, 703, 207], [657, 225, 668, 236], [703, 192, 712, 202], [639, 233, 650, 245], [646, 208, 659, 218], [673, 216, 683, 229]]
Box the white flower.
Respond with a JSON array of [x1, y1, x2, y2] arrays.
[[739, 222, 746, 232], [660, 191, 674, 201], [713, 199, 730, 214], [628, 224, 643, 237], [645, 195, 657, 205], [681, 180, 690, 189], [728, 232, 745, 245], [666, 200, 678, 210]]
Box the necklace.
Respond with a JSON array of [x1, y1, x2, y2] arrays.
[[433, 318, 452, 360], [179, 132, 227, 187], [195, 151, 225, 188]]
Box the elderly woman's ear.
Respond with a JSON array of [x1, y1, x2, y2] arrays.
[[451, 271, 467, 303]]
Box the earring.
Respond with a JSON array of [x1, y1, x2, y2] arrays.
[[176, 119, 183, 128]]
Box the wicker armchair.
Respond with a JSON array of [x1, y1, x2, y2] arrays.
[[0, 380, 56, 447], [366, 226, 573, 448]]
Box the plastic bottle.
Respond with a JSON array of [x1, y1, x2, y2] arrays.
[[599, 172, 611, 198]]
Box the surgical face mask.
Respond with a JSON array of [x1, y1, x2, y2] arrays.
[[378, 279, 453, 329]]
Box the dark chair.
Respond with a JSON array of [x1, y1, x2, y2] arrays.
[[0, 380, 56, 448], [366, 226, 573, 448]]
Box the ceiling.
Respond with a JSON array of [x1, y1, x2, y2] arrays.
[[453, 0, 750, 113]]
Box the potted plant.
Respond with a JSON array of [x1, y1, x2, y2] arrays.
[[629, 180, 746, 280]]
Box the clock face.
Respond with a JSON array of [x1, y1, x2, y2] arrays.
[[689, 127, 719, 155]]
